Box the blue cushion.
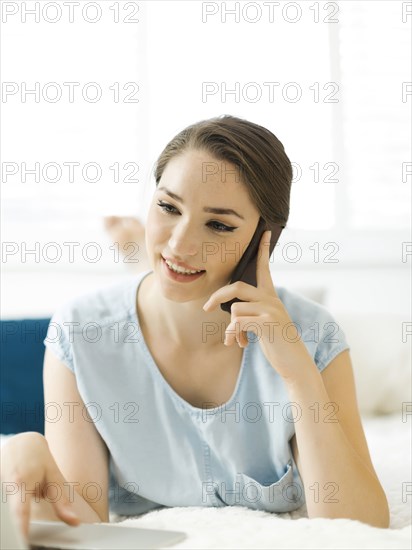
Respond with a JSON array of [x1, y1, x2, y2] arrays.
[[0, 319, 50, 435]]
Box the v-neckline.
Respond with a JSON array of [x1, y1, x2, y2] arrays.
[[131, 270, 250, 415]]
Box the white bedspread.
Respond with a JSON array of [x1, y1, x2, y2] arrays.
[[109, 412, 411, 549], [1, 412, 410, 549]]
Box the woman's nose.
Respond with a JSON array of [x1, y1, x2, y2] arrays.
[[168, 222, 200, 258]]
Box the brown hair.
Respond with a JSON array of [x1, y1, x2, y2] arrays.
[[154, 115, 293, 227]]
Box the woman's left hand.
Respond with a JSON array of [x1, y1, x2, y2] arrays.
[[203, 230, 315, 382]]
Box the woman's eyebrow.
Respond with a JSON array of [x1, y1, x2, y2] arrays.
[[157, 186, 245, 220]]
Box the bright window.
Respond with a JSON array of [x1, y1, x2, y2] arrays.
[[1, 1, 410, 271]]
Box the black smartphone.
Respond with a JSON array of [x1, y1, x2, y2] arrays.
[[220, 217, 284, 313]]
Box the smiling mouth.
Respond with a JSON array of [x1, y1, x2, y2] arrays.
[[161, 256, 206, 275]]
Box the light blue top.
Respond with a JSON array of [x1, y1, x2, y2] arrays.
[[43, 269, 350, 517]]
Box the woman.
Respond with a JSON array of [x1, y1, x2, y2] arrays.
[[1, 116, 390, 541]]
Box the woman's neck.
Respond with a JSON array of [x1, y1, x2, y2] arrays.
[[137, 271, 231, 351]]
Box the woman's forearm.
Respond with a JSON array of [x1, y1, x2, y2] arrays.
[[30, 487, 105, 523], [284, 363, 390, 528], [1, 433, 107, 526]]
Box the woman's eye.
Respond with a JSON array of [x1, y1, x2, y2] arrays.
[[209, 221, 235, 233], [157, 201, 177, 214], [156, 201, 236, 233]]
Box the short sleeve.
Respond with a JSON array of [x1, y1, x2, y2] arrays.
[[312, 307, 350, 373], [43, 307, 75, 373]]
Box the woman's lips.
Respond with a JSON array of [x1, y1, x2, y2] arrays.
[[161, 256, 206, 282], [162, 255, 205, 272]]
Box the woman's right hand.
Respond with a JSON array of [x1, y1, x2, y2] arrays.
[[0, 431, 80, 541]]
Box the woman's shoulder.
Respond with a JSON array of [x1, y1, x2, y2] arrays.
[[274, 286, 350, 372]]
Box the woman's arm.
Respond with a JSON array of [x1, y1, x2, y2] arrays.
[[42, 348, 111, 523], [30, 483, 102, 523], [285, 350, 390, 528]]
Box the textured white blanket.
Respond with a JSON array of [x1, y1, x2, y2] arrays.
[[110, 412, 411, 549], [1, 412, 410, 549]]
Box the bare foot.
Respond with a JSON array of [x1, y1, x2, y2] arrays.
[[103, 216, 150, 272]]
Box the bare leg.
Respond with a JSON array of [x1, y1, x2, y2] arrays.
[[103, 216, 151, 273]]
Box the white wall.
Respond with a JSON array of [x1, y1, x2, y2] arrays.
[[1, 265, 409, 320], [1, 1, 410, 325]]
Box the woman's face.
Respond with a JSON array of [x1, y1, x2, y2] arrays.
[[145, 148, 261, 304]]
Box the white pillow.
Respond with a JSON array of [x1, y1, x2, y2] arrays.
[[0, 434, 16, 448], [332, 311, 411, 415], [281, 286, 326, 305]]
